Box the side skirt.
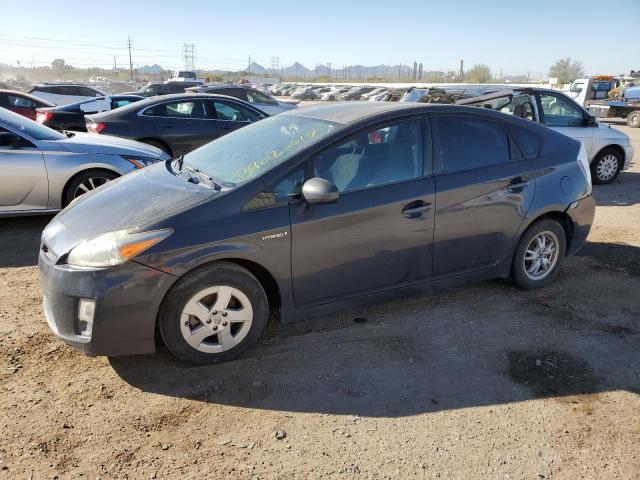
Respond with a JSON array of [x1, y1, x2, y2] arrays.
[[280, 259, 512, 324]]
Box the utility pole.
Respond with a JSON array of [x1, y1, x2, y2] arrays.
[[248, 55, 251, 74], [113, 56, 117, 77], [459, 59, 464, 79], [127, 36, 133, 80]]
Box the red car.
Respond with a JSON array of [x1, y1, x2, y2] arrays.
[[0, 89, 54, 121]]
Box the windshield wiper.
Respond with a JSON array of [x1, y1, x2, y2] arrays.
[[174, 154, 184, 171], [183, 164, 222, 190]]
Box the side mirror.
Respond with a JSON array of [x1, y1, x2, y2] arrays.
[[586, 115, 597, 127], [301, 177, 339, 204], [0, 132, 23, 147]]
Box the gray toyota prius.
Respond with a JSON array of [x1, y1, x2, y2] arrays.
[[39, 102, 595, 364]]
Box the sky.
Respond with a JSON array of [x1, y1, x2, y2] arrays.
[[0, 0, 638, 78]]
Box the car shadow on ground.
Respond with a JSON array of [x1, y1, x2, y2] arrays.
[[109, 241, 640, 418], [0, 215, 53, 268], [592, 171, 640, 207]]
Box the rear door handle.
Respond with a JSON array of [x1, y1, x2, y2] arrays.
[[219, 125, 234, 130], [402, 201, 432, 218], [506, 180, 530, 192], [159, 124, 174, 128]]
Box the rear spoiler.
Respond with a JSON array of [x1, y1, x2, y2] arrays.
[[455, 89, 514, 106]]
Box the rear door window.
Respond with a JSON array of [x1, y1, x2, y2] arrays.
[[143, 100, 210, 118], [245, 90, 277, 106], [212, 101, 261, 122], [435, 116, 510, 172], [7, 95, 36, 108]]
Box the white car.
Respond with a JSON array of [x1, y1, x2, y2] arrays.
[[28, 83, 107, 106], [457, 88, 635, 184], [320, 87, 350, 101], [360, 88, 387, 101]]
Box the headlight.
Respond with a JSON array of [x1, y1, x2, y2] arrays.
[[67, 229, 172, 268], [123, 156, 160, 169]]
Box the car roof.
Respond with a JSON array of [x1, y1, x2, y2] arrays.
[[282, 101, 539, 126]]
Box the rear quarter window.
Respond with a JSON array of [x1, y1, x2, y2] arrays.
[[508, 123, 543, 159]]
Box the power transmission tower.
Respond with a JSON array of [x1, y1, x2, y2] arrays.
[[326, 62, 332, 81], [127, 36, 133, 80], [248, 55, 251, 74], [271, 56, 280, 72], [182, 44, 196, 72], [418, 62, 423, 80]]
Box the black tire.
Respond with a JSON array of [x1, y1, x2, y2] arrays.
[[140, 138, 172, 156], [626, 110, 640, 128], [158, 262, 268, 365], [511, 219, 566, 290], [63, 169, 118, 207], [590, 147, 623, 184]]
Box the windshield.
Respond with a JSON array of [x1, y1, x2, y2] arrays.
[[0, 107, 65, 140], [570, 82, 585, 93], [183, 114, 344, 186]]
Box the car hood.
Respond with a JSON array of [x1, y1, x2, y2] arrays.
[[276, 101, 298, 110], [43, 162, 217, 255], [277, 97, 299, 105], [54, 132, 167, 158]]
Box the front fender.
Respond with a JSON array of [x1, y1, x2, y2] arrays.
[[45, 153, 136, 209]]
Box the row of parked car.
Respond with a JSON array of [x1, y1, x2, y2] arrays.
[[0, 76, 635, 218]]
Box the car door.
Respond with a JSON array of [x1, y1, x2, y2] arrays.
[[536, 91, 595, 155], [432, 113, 535, 278], [0, 126, 48, 212], [290, 117, 435, 307], [148, 99, 216, 154]]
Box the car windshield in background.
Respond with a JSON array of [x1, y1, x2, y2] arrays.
[[0, 107, 65, 140], [183, 114, 344, 186]]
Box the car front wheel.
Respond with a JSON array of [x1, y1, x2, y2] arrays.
[[591, 147, 623, 184], [159, 262, 268, 364], [63, 169, 118, 206], [511, 219, 566, 290]]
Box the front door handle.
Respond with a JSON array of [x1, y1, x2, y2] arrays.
[[402, 201, 432, 218], [159, 124, 174, 128], [506, 180, 530, 192]]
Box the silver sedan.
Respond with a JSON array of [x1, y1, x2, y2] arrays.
[[0, 107, 170, 217]]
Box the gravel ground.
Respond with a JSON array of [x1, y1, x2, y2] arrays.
[[0, 121, 638, 480]]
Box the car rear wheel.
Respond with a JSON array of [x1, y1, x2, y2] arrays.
[[159, 262, 268, 364], [511, 219, 566, 290], [590, 147, 622, 184], [63, 169, 118, 207], [626, 110, 640, 128]]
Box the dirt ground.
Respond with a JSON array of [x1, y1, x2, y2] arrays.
[[0, 121, 639, 480]]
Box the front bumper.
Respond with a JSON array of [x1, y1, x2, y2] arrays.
[[623, 144, 634, 170], [39, 251, 177, 356], [565, 194, 595, 256]]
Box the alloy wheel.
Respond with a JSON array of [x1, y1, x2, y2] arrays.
[[523, 231, 560, 281], [179, 285, 253, 353], [73, 176, 111, 199], [595, 154, 619, 182]]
